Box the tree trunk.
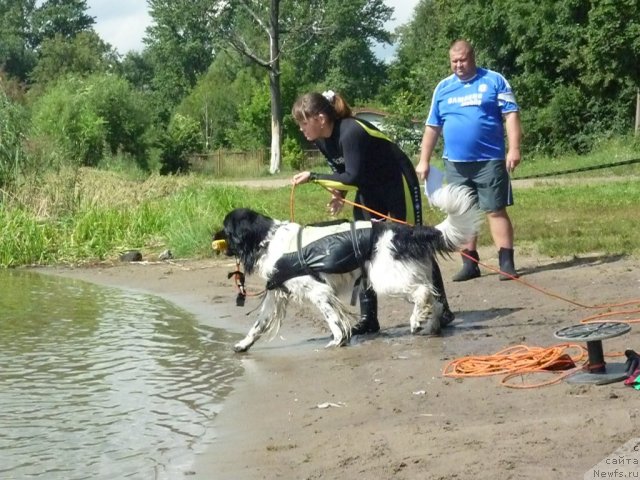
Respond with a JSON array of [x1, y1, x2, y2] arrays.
[[268, 0, 282, 174]]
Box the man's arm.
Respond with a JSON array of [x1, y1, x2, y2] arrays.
[[416, 125, 442, 181], [504, 111, 522, 173]]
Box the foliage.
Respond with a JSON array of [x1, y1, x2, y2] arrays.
[[29, 31, 117, 87], [159, 114, 203, 174], [0, 0, 96, 83], [176, 54, 261, 149], [82, 75, 154, 167], [29, 74, 154, 169], [0, 0, 37, 81], [282, 136, 305, 170], [226, 78, 272, 150], [285, 0, 393, 102], [380, 90, 425, 157], [385, 1, 452, 105], [30, 77, 105, 167], [30, 0, 95, 47], [118, 51, 155, 92], [0, 90, 29, 189], [145, 0, 216, 119]]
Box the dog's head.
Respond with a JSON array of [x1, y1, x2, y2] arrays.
[[213, 208, 275, 273]]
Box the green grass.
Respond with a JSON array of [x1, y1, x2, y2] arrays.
[[1, 138, 640, 267], [516, 135, 640, 179], [507, 181, 638, 256]]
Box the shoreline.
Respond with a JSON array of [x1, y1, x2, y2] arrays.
[[37, 252, 640, 479]]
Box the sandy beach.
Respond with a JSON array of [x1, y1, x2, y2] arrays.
[[40, 249, 640, 479]]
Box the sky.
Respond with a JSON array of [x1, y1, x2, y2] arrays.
[[86, 0, 420, 59]]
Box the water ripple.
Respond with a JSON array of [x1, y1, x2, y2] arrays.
[[0, 270, 242, 480]]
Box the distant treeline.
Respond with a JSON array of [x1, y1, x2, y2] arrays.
[[1, 0, 639, 188]]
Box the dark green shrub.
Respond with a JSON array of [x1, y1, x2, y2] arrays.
[[159, 114, 203, 174]]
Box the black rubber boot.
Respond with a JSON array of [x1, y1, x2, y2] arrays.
[[498, 247, 519, 281], [351, 289, 380, 335], [431, 262, 455, 328], [452, 249, 481, 282]]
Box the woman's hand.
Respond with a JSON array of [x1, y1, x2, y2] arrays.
[[327, 190, 345, 216], [292, 171, 311, 185]]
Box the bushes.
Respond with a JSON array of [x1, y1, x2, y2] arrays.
[[30, 78, 106, 167], [159, 114, 203, 174], [282, 136, 305, 170], [29, 74, 154, 170]]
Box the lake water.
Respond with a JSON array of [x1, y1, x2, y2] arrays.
[[0, 269, 242, 480]]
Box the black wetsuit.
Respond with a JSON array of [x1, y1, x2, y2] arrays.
[[311, 117, 422, 225]]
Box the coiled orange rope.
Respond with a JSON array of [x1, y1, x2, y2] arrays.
[[442, 344, 590, 389]]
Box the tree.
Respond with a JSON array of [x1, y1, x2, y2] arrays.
[[30, 0, 95, 48], [29, 31, 116, 86], [1, 0, 98, 83], [119, 51, 155, 92], [30, 77, 106, 167], [145, 0, 217, 120], [83, 74, 154, 165], [211, 0, 294, 173], [287, 0, 392, 102], [143, 0, 393, 172], [159, 113, 203, 174], [0, 0, 37, 81], [177, 53, 264, 149]]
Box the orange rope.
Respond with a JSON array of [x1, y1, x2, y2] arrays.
[[462, 251, 640, 325], [290, 182, 410, 225], [445, 255, 639, 388], [443, 344, 629, 388], [443, 344, 588, 388]]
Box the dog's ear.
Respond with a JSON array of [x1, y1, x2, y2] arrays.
[[222, 209, 274, 273], [220, 209, 258, 263]]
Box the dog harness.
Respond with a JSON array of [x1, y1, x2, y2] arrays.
[[266, 220, 373, 290]]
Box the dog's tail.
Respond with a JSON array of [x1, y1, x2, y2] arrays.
[[430, 184, 483, 250]]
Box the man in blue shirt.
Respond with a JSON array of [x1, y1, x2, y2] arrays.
[[416, 39, 522, 282]]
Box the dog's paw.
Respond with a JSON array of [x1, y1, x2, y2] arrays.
[[422, 302, 443, 336], [423, 323, 441, 337], [233, 342, 250, 353], [411, 325, 423, 335], [423, 315, 442, 336], [324, 337, 346, 348]]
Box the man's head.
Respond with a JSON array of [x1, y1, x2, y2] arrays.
[[449, 40, 477, 81]]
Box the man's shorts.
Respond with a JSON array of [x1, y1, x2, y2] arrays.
[[443, 159, 513, 212]]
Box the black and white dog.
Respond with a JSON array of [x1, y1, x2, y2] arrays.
[[214, 184, 482, 352]]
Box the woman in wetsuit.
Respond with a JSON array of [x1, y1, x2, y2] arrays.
[[290, 90, 453, 336]]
